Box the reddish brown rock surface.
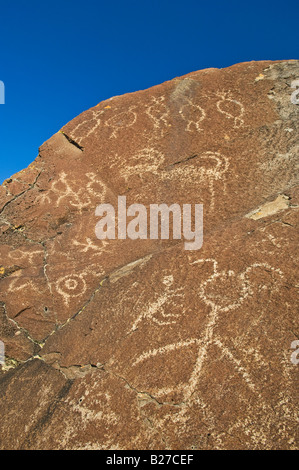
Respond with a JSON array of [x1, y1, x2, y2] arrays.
[[0, 60, 298, 450]]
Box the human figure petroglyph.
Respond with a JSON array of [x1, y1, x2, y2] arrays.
[[145, 90, 244, 135], [37, 172, 107, 211], [198, 90, 245, 129], [215, 91, 245, 128], [64, 105, 138, 143], [129, 274, 185, 331], [186, 259, 284, 398], [73, 237, 108, 254], [179, 97, 206, 132], [65, 89, 246, 146], [130, 258, 284, 403], [66, 108, 104, 145], [106, 106, 137, 139], [145, 96, 170, 136]]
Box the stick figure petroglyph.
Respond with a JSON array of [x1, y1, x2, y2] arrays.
[[130, 258, 284, 403], [37, 172, 107, 211], [129, 274, 185, 332], [215, 91, 245, 128], [145, 96, 170, 136], [179, 98, 206, 133], [106, 106, 137, 139], [73, 237, 108, 254]]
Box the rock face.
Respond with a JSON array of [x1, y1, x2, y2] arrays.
[[0, 60, 298, 450]]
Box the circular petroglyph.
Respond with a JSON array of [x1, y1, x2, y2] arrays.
[[105, 106, 137, 138], [202, 270, 247, 310], [215, 92, 244, 128], [56, 274, 87, 304], [179, 99, 206, 132]]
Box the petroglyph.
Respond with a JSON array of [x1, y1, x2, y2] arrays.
[[164, 151, 230, 209], [111, 148, 229, 209], [145, 96, 171, 136], [56, 274, 87, 306], [130, 273, 185, 331], [53, 262, 105, 306], [106, 106, 137, 139], [64, 105, 138, 143], [73, 237, 108, 255], [7, 276, 41, 295], [65, 89, 246, 147], [130, 258, 284, 403], [67, 108, 104, 145], [111, 147, 165, 183], [7, 248, 44, 266], [1, 61, 298, 450], [215, 91, 245, 128], [179, 98, 206, 132], [37, 172, 107, 211]]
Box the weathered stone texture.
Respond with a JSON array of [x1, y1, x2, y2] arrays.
[[0, 60, 298, 449]]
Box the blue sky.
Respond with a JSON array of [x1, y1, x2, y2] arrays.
[[0, 0, 298, 183]]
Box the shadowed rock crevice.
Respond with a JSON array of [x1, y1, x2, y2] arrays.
[[58, 131, 85, 151]]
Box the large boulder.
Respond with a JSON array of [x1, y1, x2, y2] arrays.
[[0, 60, 298, 450]]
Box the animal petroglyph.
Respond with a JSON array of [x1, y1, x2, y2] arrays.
[[111, 147, 165, 183], [164, 151, 230, 209], [112, 148, 229, 209]]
